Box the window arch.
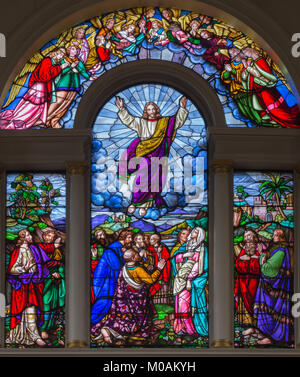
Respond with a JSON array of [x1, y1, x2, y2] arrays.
[[0, 7, 299, 130], [90, 82, 208, 347]]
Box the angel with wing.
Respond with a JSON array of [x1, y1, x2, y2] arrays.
[[0, 48, 69, 130], [66, 27, 90, 64], [0, 24, 97, 129]]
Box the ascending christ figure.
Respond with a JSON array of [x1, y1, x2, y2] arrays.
[[116, 95, 188, 217]]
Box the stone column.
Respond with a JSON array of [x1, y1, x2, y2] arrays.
[[211, 160, 233, 348], [66, 161, 89, 348], [294, 165, 300, 349], [0, 165, 5, 347]]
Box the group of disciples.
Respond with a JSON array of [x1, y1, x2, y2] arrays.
[[91, 227, 208, 345], [6, 228, 65, 347], [234, 228, 293, 346]]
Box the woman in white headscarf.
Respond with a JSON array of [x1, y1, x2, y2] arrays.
[[173, 227, 208, 336]]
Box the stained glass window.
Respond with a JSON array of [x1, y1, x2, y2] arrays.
[[0, 7, 299, 130], [90, 84, 209, 347], [5, 173, 66, 348], [233, 171, 294, 348]]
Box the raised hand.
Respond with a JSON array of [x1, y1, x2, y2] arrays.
[[179, 96, 187, 108], [54, 237, 62, 248], [91, 247, 98, 259], [60, 62, 70, 69], [115, 96, 124, 110], [224, 63, 232, 72], [157, 258, 166, 271]]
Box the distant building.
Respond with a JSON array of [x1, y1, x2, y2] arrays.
[[252, 196, 280, 222]]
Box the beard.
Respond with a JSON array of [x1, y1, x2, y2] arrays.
[[244, 242, 257, 255], [124, 241, 132, 249], [96, 238, 107, 247]]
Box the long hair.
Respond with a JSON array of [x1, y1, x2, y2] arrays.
[[47, 47, 66, 59], [177, 229, 190, 243], [142, 102, 161, 119], [118, 230, 132, 241], [66, 45, 80, 57], [274, 228, 287, 243], [16, 229, 29, 247], [121, 23, 138, 35], [133, 232, 145, 243]]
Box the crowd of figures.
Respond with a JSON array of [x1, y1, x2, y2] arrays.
[[234, 228, 294, 347], [1, 7, 300, 129], [6, 228, 65, 348], [90, 226, 208, 346]]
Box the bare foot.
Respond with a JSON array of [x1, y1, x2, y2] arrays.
[[128, 204, 135, 214], [257, 337, 272, 345], [139, 208, 147, 217], [51, 121, 63, 129], [58, 339, 65, 346], [101, 328, 112, 343], [41, 331, 49, 339], [242, 328, 255, 336], [36, 338, 47, 347]]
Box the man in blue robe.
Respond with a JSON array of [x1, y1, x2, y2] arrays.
[[91, 230, 133, 325]]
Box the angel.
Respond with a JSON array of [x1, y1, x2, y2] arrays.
[[45, 44, 97, 128], [140, 7, 156, 31], [159, 8, 181, 30], [156, 22, 201, 55], [0, 48, 68, 130], [198, 30, 231, 69], [94, 18, 117, 44], [85, 35, 111, 75], [0, 25, 90, 127], [86, 14, 126, 58], [154, 23, 189, 47], [113, 22, 145, 55], [188, 19, 201, 41], [148, 20, 168, 44], [240, 47, 300, 128], [66, 27, 90, 64], [198, 15, 218, 30]]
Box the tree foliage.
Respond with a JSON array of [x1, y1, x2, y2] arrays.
[[8, 174, 61, 228]]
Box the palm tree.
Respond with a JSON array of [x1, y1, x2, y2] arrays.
[[258, 173, 292, 220]]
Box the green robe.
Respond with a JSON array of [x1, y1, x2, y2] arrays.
[[39, 247, 65, 333], [55, 59, 90, 92], [222, 68, 277, 127], [261, 248, 285, 278]]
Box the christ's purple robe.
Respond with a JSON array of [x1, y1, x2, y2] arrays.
[[118, 115, 176, 208]]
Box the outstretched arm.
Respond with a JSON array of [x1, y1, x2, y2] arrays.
[[116, 96, 141, 133], [175, 96, 189, 130]]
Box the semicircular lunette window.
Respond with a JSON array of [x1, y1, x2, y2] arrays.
[[1, 7, 299, 130], [90, 83, 208, 348]]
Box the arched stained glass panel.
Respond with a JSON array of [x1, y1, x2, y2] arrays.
[[0, 7, 299, 130], [90, 84, 209, 347]]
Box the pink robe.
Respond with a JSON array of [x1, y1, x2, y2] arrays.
[[0, 57, 61, 129], [173, 251, 200, 335]]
